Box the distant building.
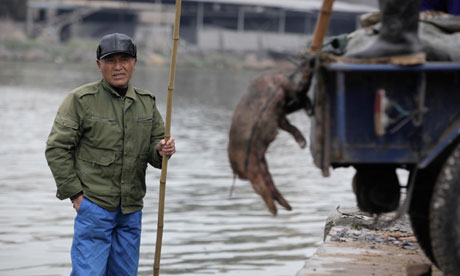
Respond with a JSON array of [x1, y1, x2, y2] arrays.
[[27, 0, 376, 53]]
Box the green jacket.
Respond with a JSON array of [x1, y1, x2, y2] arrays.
[[45, 79, 165, 214]]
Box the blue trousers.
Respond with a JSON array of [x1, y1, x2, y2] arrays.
[[70, 198, 142, 276]]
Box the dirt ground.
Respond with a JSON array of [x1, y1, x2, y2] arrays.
[[296, 209, 443, 276]]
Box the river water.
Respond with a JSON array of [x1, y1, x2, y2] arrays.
[[0, 61, 356, 276]]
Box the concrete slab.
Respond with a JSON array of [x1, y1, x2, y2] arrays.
[[296, 209, 443, 276]]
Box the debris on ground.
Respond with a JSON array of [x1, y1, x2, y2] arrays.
[[296, 208, 443, 276]]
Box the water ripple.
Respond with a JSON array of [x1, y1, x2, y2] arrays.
[[0, 63, 356, 276]]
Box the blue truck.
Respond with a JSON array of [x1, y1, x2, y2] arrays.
[[310, 62, 460, 273]]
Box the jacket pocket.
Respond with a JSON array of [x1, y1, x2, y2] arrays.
[[137, 117, 154, 123], [91, 116, 116, 123], [136, 116, 154, 153], [85, 116, 120, 148], [55, 114, 79, 130], [76, 145, 116, 179]]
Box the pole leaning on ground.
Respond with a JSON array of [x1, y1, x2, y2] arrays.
[[153, 0, 182, 275]]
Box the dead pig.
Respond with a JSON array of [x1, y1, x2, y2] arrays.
[[228, 71, 308, 215]]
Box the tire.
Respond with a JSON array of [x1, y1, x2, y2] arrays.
[[408, 166, 438, 266], [352, 166, 400, 214], [430, 145, 460, 275]]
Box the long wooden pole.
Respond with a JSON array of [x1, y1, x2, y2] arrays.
[[310, 0, 335, 52], [299, 0, 335, 94], [153, 1, 182, 275]]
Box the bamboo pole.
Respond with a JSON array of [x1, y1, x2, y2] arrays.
[[153, 0, 182, 275], [299, 0, 335, 93], [310, 0, 335, 52]]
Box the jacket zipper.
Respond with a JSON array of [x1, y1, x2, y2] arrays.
[[121, 97, 125, 153], [121, 96, 126, 168]]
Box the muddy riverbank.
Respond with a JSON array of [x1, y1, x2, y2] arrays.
[[0, 20, 296, 71]]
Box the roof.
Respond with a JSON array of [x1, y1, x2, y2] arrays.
[[188, 0, 378, 13], [29, 0, 378, 13]]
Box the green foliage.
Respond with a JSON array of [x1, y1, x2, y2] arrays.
[[4, 38, 40, 51], [2, 37, 99, 62]]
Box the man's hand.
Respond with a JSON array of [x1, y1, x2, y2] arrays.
[[157, 136, 176, 157], [72, 195, 84, 212]]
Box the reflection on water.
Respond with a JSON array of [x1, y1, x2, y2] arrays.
[[0, 61, 355, 276]]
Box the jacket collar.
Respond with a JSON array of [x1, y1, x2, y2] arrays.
[[101, 79, 137, 101]]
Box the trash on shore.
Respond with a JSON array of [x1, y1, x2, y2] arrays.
[[296, 208, 443, 276]]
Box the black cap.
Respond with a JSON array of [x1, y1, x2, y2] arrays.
[[96, 33, 137, 60]]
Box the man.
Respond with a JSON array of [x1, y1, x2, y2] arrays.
[[45, 33, 176, 275], [343, 0, 426, 65]]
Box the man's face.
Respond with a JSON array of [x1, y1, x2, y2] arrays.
[[97, 53, 137, 88]]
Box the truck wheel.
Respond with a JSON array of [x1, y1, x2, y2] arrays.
[[430, 146, 460, 275], [352, 166, 400, 214], [408, 168, 437, 266]]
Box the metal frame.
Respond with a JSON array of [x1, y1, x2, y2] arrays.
[[310, 62, 460, 174]]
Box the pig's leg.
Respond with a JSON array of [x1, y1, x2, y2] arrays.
[[260, 156, 292, 212], [247, 163, 278, 215], [247, 154, 292, 215], [279, 115, 307, 148]]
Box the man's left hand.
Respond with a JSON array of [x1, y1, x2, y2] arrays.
[[157, 136, 176, 157]]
